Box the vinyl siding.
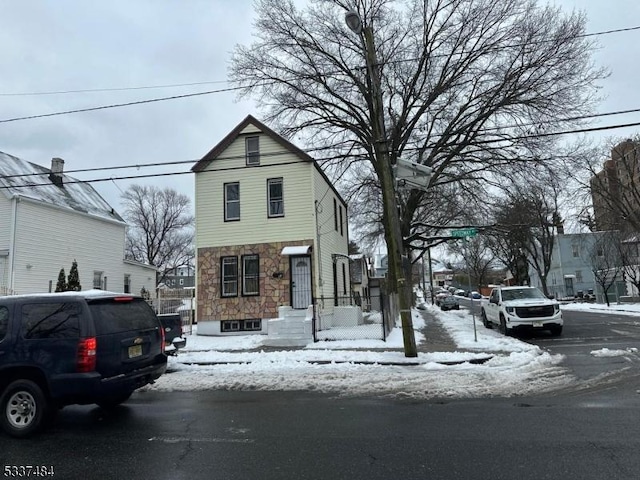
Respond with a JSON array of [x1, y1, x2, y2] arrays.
[[11, 199, 127, 294], [0, 195, 11, 248], [195, 130, 316, 248], [313, 167, 349, 301]]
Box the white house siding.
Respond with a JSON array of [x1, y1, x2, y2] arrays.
[[0, 195, 12, 288], [11, 198, 127, 294], [195, 134, 315, 248], [123, 260, 157, 296], [0, 195, 11, 249], [313, 167, 349, 307]]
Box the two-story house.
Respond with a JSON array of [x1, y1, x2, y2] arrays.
[[191, 115, 350, 336], [527, 232, 626, 300], [0, 152, 157, 295]]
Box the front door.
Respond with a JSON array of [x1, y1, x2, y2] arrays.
[[564, 277, 574, 297], [290, 255, 312, 309]]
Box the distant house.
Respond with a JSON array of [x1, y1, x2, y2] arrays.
[[0, 152, 156, 295], [527, 232, 626, 301], [371, 254, 388, 278], [191, 115, 349, 336], [350, 254, 372, 310], [162, 265, 195, 289]]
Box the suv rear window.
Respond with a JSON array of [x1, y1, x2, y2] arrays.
[[21, 302, 81, 339], [89, 298, 159, 335]]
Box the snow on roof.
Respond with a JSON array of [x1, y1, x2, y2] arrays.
[[0, 151, 124, 223]]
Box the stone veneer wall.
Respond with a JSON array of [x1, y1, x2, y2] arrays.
[[197, 240, 315, 323]]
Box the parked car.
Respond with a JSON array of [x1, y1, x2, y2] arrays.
[[0, 291, 167, 438], [468, 291, 482, 299], [440, 296, 460, 311], [435, 291, 451, 306], [454, 289, 466, 296]]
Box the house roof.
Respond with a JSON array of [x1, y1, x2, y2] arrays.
[[191, 115, 347, 208], [0, 151, 124, 223]]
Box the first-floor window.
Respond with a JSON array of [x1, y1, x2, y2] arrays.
[[124, 275, 131, 294], [93, 271, 103, 289], [221, 257, 238, 297], [242, 254, 260, 296], [576, 270, 583, 283]]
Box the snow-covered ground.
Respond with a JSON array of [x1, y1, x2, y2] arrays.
[[144, 300, 638, 399]]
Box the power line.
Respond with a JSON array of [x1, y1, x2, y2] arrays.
[[1, 25, 637, 98], [0, 86, 245, 124], [0, 80, 229, 97], [0, 22, 637, 124], [2, 116, 640, 187]]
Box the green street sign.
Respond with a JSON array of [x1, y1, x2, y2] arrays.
[[451, 228, 477, 238]]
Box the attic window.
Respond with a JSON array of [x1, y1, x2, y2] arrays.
[[246, 136, 260, 166]]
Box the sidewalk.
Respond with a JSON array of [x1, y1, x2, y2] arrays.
[[173, 308, 494, 366]]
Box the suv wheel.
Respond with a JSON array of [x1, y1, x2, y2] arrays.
[[1, 380, 49, 438], [499, 316, 509, 336]]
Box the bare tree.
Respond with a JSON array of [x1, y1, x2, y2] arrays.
[[619, 236, 640, 297], [230, 0, 605, 355], [122, 185, 195, 285], [490, 180, 563, 296], [589, 230, 623, 306], [447, 235, 496, 291]]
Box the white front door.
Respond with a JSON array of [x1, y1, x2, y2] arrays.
[[290, 255, 312, 309]]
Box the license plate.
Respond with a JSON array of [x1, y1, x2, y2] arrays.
[[128, 344, 143, 358], [533, 321, 544, 327]]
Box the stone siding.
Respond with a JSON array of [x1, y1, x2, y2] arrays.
[[197, 240, 314, 323]]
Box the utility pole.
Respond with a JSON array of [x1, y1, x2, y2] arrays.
[[346, 11, 417, 357]]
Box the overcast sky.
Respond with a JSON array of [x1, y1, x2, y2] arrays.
[[1, 0, 639, 215]]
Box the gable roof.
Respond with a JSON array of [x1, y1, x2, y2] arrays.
[[0, 151, 124, 223], [191, 115, 347, 208]]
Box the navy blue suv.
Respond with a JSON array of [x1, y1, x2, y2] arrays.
[[0, 291, 167, 437]]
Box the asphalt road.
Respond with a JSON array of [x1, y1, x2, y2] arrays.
[[2, 304, 639, 480], [1, 389, 639, 480]]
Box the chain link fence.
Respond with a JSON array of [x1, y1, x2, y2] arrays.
[[312, 290, 395, 342], [149, 288, 195, 335]]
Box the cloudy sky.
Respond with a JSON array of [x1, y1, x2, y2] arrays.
[[1, 0, 639, 215]]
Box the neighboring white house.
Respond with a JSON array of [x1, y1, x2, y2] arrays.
[[191, 115, 350, 336], [0, 152, 156, 295]]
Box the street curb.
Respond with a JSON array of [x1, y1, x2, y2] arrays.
[[173, 355, 494, 367]]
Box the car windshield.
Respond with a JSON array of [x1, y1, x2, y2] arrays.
[[500, 288, 546, 301]]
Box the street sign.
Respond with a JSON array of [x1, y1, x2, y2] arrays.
[[450, 228, 477, 238]]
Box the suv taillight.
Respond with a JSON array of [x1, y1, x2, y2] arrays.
[[77, 337, 97, 372]]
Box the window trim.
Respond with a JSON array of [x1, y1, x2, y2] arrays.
[[267, 178, 284, 218], [334, 199, 338, 231], [245, 136, 260, 166], [242, 254, 260, 296], [339, 206, 344, 236], [221, 256, 239, 297], [224, 182, 240, 222]]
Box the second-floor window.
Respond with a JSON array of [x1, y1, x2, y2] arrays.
[[224, 182, 240, 221], [576, 270, 583, 282], [267, 178, 284, 217], [572, 245, 580, 257], [246, 136, 260, 166], [339, 206, 344, 236], [221, 257, 238, 297]]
